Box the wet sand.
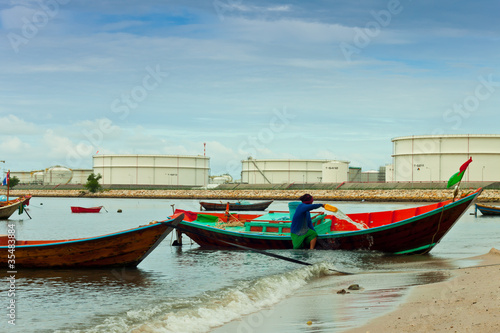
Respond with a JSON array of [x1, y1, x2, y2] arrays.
[[212, 248, 500, 333], [348, 248, 500, 333]]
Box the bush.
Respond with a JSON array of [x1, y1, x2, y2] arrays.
[[8, 176, 20, 188], [85, 173, 102, 193]]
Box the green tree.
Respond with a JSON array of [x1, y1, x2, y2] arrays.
[[85, 173, 102, 193], [8, 176, 20, 188]]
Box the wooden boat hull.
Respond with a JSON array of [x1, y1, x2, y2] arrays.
[[71, 206, 102, 213], [200, 200, 273, 211], [176, 190, 482, 255], [0, 215, 183, 268], [0, 196, 31, 219], [475, 203, 500, 216]]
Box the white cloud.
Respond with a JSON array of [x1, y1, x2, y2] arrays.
[[0, 114, 41, 135], [0, 136, 31, 153]]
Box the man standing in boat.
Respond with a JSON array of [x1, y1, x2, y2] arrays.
[[291, 194, 324, 249]]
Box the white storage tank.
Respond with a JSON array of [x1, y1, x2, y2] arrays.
[[44, 166, 73, 185], [9, 171, 32, 184], [69, 169, 93, 185], [321, 161, 349, 183], [32, 171, 44, 184], [210, 174, 233, 184], [241, 158, 349, 184], [392, 134, 500, 182], [93, 154, 209, 186]]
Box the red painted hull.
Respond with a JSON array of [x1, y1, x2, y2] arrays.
[[175, 189, 482, 255], [71, 206, 102, 213]]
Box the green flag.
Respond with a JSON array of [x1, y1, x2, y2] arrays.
[[447, 171, 464, 188], [447, 157, 473, 188]]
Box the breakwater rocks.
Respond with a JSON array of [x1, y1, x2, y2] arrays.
[[3, 188, 500, 202]]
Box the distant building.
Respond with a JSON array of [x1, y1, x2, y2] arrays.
[[93, 154, 209, 186], [391, 134, 500, 182]]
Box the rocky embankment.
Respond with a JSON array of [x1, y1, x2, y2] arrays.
[[3, 188, 500, 202]]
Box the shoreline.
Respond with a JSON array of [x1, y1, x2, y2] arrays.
[[2, 188, 500, 202], [212, 248, 500, 333], [347, 248, 500, 333]]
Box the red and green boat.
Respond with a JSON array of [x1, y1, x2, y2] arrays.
[[170, 189, 482, 255]]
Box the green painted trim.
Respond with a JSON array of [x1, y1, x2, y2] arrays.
[[181, 221, 290, 240], [394, 243, 436, 255]]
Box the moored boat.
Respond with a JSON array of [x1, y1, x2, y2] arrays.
[[199, 200, 273, 211], [71, 206, 103, 213], [0, 195, 32, 219], [171, 189, 482, 255], [0, 214, 183, 268], [475, 203, 500, 216]]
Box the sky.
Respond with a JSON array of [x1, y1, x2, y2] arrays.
[[1, 0, 499, 179]]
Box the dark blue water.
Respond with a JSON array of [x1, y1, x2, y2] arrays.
[[1, 197, 499, 332]]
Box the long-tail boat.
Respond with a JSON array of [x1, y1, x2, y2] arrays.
[[475, 203, 500, 216], [199, 200, 273, 211], [0, 214, 183, 268], [170, 189, 482, 255], [0, 195, 32, 219]]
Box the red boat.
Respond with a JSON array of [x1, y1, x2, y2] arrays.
[[170, 189, 482, 255], [71, 206, 103, 213]]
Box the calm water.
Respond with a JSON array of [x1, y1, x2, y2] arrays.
[[1, 196, 500, 333]]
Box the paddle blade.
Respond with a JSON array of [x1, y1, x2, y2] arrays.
[[324, 204, 338, 212]]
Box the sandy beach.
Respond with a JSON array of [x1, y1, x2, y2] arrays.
[[349, 248, 500, 333], [212, 248, 500, 333]]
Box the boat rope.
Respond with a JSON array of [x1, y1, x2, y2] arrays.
[[420, 206, 446, 255], [166, 223, 352, 275]]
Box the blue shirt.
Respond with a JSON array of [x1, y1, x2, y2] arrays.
[[291, 203, 323, 235]]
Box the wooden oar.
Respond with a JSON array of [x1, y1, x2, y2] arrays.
[[167, 223, 353, 275]]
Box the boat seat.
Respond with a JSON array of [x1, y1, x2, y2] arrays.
[[244, 215, 331, 235]]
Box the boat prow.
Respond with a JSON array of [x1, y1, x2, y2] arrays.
[[0, 214, 184, 268]]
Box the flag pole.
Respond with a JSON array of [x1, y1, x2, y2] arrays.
[[6, 169, 10, 201]]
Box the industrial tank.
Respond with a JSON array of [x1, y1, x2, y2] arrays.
[[392, 134, 500, 182], [93, 154, 209, 186]]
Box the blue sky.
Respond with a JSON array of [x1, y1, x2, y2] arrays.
[[1, 0, 499, 179]]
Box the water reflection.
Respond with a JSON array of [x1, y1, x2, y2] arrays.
[[15, 267, 158, 289]]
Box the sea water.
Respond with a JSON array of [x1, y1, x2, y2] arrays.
[[1, 197, 499, 333]]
